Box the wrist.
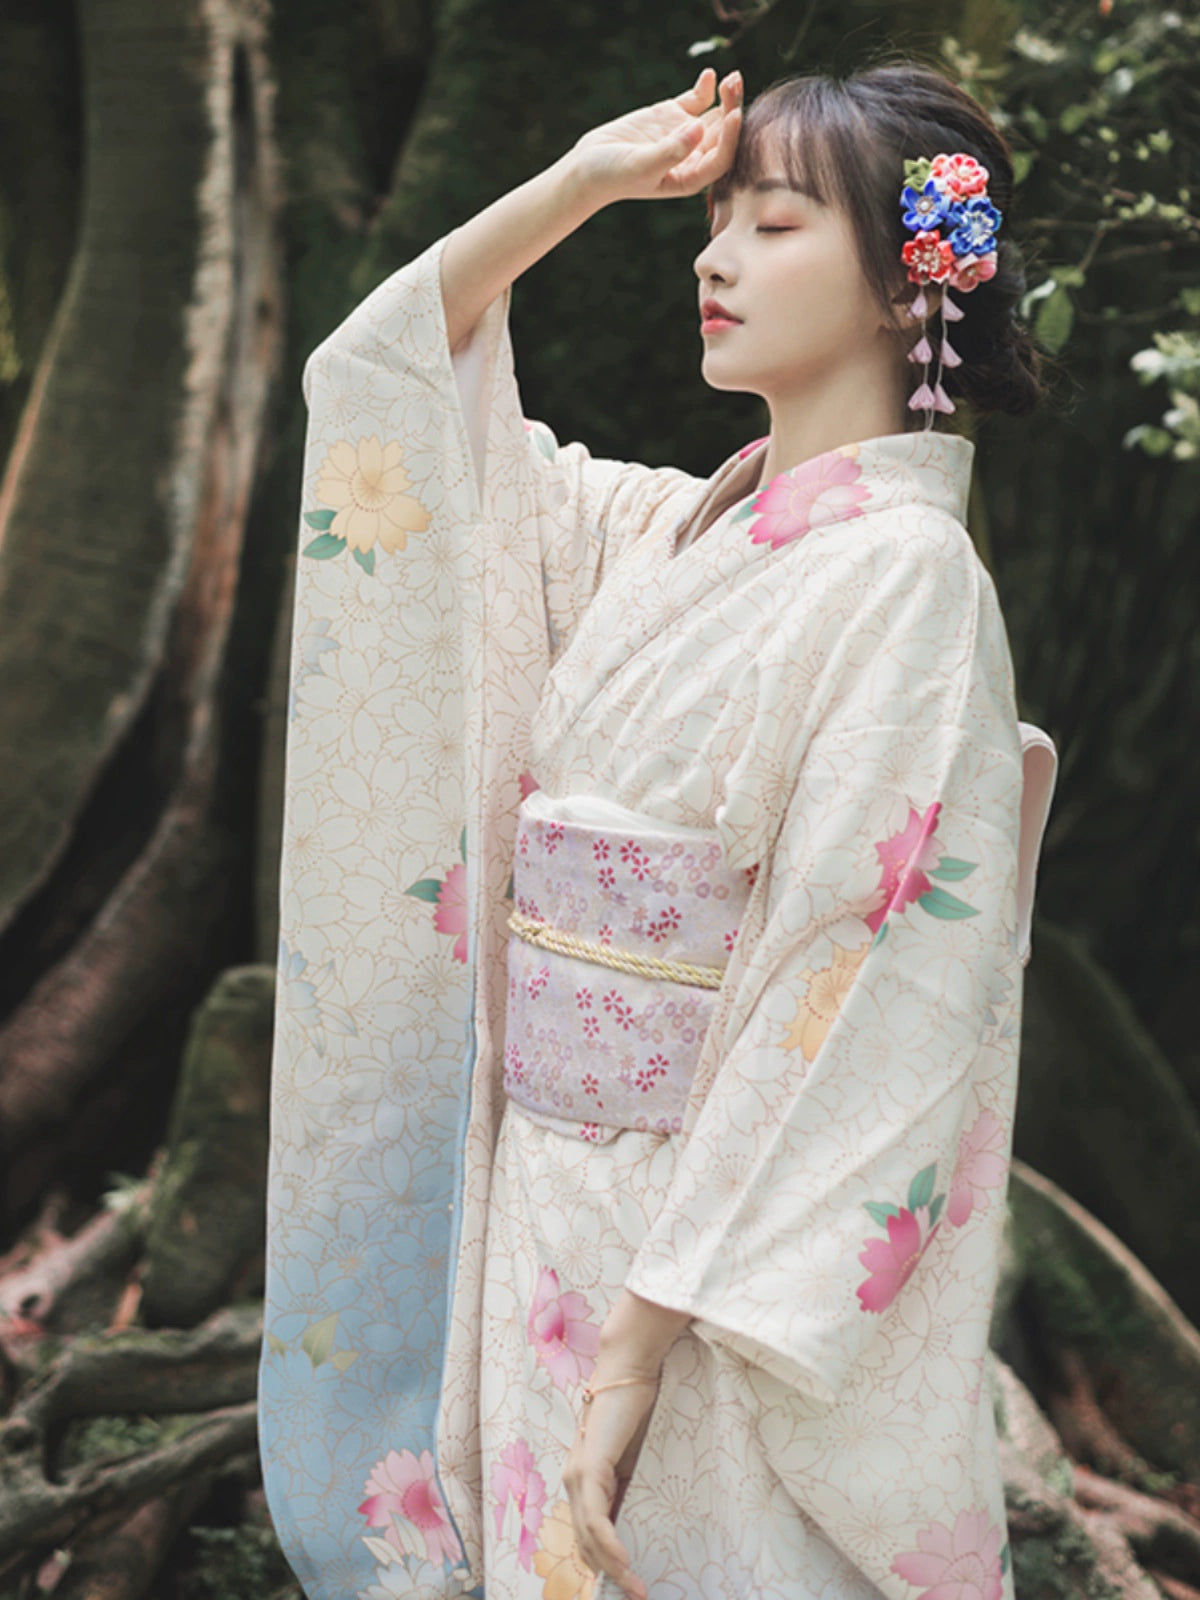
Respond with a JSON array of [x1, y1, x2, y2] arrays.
[[596, 1288, 691, 1376], [551, 146, 619, 218]]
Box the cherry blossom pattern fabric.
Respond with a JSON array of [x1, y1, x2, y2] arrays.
[[503, 792, 753, 1142], [261, 219, 1055, 1600]]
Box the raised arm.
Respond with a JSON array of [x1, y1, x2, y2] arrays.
[[439, 65, 744, 355]]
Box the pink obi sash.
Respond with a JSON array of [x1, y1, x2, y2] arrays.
[[502, 793, 756, 1143]]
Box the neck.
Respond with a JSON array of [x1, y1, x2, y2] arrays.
[[752, 345, 912, 490]]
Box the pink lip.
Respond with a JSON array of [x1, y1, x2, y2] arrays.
[[701, 316, 740, 334]]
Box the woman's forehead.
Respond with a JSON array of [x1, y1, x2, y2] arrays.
[[710, 120, 832, 209]]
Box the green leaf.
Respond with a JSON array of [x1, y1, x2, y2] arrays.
[[303, 508, 337, 531], [927, 855, 977, 881], [1000, 1542, 1010, 1576], [1035, 285, 1075, 354], [929, 1193, 946, 1227], [331, 1349, 359, 1372], [730, 499, 759, 524], [1122, 424, 1174, 456], [505, 872, 514, 899], [917, 885, 980, 920], [406, 877, 443, 902], [908, 1164, 937, 1212], [460, 825, 467, 862], [1011, 149, 1035, 186], [1058, 102, 1092, 135], [301, 1312, 340, 1369], [352, 546, 376, 577], [1052, 265, 1086, 289], [870, 920, 889, 950], [267, 1333, 287, 1355], [303, 532, 347, 560], [864, 1200, 901, 1227], [529, 423, 558, 461], [903, 157, 933, 188]]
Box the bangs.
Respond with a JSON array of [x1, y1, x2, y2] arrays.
[[706, 77, 860, 220]]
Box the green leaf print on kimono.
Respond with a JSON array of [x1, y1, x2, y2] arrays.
[[730, 444, 872, 550], [406, 827, 468, 963], [857, 1109, 1010, 1312], [302, 435, 431, 576], [867, 799, 980, 949]]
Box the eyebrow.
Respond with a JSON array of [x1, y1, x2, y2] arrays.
[[710, 177, 821, 209]]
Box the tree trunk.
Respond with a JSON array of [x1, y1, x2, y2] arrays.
[[0, 0, 282, 1225]]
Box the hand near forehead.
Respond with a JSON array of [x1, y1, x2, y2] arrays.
[[570, 66, 743, 207]]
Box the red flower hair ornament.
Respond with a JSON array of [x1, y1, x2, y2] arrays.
[[898, 151, 1003, 427]]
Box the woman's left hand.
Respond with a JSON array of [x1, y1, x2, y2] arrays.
[[563, 1289, 692, 1599], [563, 1372, 659, 1600]]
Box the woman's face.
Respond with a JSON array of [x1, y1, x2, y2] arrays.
[[694, 141, 901, 404]]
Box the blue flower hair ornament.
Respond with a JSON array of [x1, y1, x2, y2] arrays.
[[898, 152, 1003, 425]]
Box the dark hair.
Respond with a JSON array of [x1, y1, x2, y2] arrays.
[[708, 61, 1044, 422]]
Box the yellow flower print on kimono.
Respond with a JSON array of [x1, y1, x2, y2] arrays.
[[304, 434, 430, 575]]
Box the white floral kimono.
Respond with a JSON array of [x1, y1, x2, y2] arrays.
[[258, 223, 1058, 1600]]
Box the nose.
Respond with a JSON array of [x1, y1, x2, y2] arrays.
[[693, 233, 734, 287]]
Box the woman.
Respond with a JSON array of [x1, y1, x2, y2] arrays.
[[259, 59, 1058, 1600]]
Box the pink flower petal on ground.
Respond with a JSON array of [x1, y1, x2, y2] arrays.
[[747, 452, 871, 551]]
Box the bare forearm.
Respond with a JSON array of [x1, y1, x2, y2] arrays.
[[595, 1287, 691, 1379], [439, 152, 602, 355]]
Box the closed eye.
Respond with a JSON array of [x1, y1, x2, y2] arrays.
[[757, 226, 795, 233]]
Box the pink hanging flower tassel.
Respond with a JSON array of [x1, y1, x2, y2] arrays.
[[907, 289, 928, 321], [939, 334, 962, 368], [908, 334, 933, 364], [941, 288, 965, 322], [908, 382, 935, 411], [931, 382, 956, 414]]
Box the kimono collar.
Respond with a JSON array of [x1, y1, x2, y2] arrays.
[[693, 428, 975, 556]]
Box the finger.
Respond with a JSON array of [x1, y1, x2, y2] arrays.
[[574, 1476, 646, 1600], [675, 65, 716, 110], [664, 106, 741, 193]]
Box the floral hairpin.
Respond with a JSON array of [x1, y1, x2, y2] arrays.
[[899, 151, 1002, 427]]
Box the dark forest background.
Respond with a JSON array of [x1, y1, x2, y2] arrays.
[[0, 1, 1198, 1596]]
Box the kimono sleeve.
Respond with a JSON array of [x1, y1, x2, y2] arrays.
[[302, 227, 697, 658], [624, 514, 1025, 1409]]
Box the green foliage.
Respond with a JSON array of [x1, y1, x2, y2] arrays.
[[1126, 328, 1200, 458], [176, 1521, 304, 1600], [58, 1414, 164, 1470], [943, 0, 1200, 452]]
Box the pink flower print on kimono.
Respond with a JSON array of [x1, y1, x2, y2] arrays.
[[857, 1162, 946, 1313], [731, 447, 872, 552], [891, 1507, 1009, 1600], [948, 1108, 1008, 1227], [491, 1438, 548, 1572], [302, 435, 431, 576], [866, 800, 981, 946], [527, 1266, 601, 1389], [358, 1447, 464, 1567], [405, 826, 468, 963]]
